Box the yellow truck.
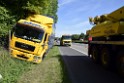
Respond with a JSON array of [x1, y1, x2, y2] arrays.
[[87, 6, 124, 76], [60, 35, 72, 46], [9, 14, 54, 63]]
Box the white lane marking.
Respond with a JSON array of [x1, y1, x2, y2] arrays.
[[72, 43, 88, 48], [70, 47, 88, 55], [59, 47, 64, 55]]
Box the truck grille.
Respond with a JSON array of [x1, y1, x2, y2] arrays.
[[15, 42, 35, 52], [17, 54, 29, 59], [64, 41, 70, 43]]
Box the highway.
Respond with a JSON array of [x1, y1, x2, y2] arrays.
[[59, 43, 124, 83]]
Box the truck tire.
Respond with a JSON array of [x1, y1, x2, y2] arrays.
[[91, 46, 99, 63], [101, 47, 111, 69], [116, 51, 124, 77], [60, 42, 63, 46], [42, 53, 46, 60]]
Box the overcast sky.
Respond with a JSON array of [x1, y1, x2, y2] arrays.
[[55, 0, 124, 37]]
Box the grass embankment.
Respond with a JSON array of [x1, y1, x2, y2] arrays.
[[0, 46, 70, 83], [0, 48, 35, 83]]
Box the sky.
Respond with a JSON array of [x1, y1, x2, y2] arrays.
[[55, 0, 124, 37]]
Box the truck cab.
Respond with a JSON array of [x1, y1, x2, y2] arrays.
[[60, 35, 72, 46], [9, 15, 54, 63]]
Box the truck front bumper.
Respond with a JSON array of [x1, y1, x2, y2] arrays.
[[10, 48, 42, 63], [63, 42, 71, 46]]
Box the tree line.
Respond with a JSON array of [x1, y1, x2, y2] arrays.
[[55, 33, 88, 42]]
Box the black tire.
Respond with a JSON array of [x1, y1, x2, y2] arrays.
[[116, 51, 124, 77], [91, 46, 99, 63], [60, 42, 63, 46], [42, 53, 46, 60], [101, 47, 111, 69]]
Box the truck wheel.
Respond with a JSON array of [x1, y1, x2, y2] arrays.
[[101, 47, 111, 69], [116, 51, 124, 77], [42, 51, 48, 60], [91, 46, 99, 63]]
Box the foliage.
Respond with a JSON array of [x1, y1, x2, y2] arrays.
[[71, 33, 86, 40], [71, 34, 80, 40], [83, 34, 89, 40], [0, 0, 58, 21], [0, 6, 15, 37], [0, 0, 58, 46], [79, 33, 85, 39]]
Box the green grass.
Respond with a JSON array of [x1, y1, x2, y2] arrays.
[[0, 47, 35, 83], [0, 46, 71, 83]]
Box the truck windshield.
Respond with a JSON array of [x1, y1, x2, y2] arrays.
[[14, 24, 44, 43], [63, 36, 71, 39]]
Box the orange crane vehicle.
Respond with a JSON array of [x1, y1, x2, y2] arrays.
[[87, 6, 124, 76]]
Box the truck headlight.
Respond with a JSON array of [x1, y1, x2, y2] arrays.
[[34, 56, 41, 59], [33, 56, 41, 60], [33, 56, 42, 63]]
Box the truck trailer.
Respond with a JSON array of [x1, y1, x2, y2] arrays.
[[87, 6, 124, 76], [9, 14, 54, 63]]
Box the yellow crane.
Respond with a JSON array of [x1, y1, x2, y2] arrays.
[[86, 6, 124, 77]]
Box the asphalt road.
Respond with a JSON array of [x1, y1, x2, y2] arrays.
[[59, 43, 124, 83]]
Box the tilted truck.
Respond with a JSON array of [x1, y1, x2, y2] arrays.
[[9, 14, 54, 63], [60, 34, 72, 46], [87, 6, 124, 76]]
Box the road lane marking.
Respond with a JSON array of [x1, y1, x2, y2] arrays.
[[72, 43, 88, 48], [70, 47, 88, 55]]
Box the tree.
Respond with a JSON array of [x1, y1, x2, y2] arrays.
[[0, 0, 58, 46], [71, 34, 80, 40], [79, 33, 85, 39], [0, 6, 15, 37], [0, 0, 58, 22], [0, 0, 58, 34]]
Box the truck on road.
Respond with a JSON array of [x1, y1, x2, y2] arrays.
[[60, 35, 72, 46], [87, 6, 124, 76], [9, 14, 54, 63]]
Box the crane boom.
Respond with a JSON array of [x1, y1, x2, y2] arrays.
[[89, 6, 124, 25]]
